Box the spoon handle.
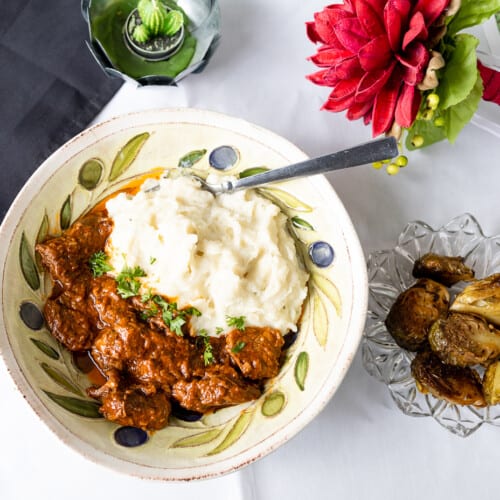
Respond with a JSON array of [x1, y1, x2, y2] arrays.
[[227, 136, 398, 193]]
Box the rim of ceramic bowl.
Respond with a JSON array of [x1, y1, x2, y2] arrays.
[[0, 108, 367, 481]]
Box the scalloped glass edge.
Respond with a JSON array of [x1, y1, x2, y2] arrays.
[[361, 213, 500, 437]]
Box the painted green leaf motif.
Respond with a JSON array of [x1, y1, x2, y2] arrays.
[[43, 391, 102, 418], [30, 338, 59, 360], [262, 391, 286, 417], [36, 213, 49, 244], [291, 216, 315, 231], [294, 352, 309, 391], [312, 274, 342, 316], [41, 363, 83, 396], [172, 428, 222, 448], [178, 149, 207, 168], [313, 292, 328, 348], [259, 187, 313, 212], [239, 167, 270, 178], [60, 195, 72, 230], [35, 213, 49, 270], [20, 232, 40, 291], [207, 410, 253, 455], [109, 132, 150, 181], [79, 158, 104, 190]]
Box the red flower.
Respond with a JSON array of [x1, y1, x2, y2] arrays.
[[307, 0, 450, 136]]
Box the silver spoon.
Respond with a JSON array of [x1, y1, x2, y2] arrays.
[[195, 136, 399, 195]]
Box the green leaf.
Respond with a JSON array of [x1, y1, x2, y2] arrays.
[[261, 391, 286, 417], [78, 158, 104, 190], [291, 216, 315, 231], [437, 34, 479, 110], [109, 132, 150, 182], [178, 149, 207, 168], [207, 410, 253, 455], [20, 232, 40, 291], [40, 363, 83, 396], [30, 338, 60, 360], [443, 70, 483, 143], [238, 167, 270, 178], [60, 195, 72, 230], [294, 351, 309, 391], [405, 117, 447, 151], [447, 0, 500, 36], [43, 391, 103, 418], [172, 429, 222, 448]]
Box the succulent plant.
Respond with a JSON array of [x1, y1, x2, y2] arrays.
[[132, 0, 184, 44]]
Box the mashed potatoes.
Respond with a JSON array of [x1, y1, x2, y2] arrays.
[[105, 174, 309, 335]]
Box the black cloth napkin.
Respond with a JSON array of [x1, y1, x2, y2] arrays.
[[0, 0, 122, 220]]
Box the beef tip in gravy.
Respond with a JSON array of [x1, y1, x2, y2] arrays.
[[36, 211, 289, 431]]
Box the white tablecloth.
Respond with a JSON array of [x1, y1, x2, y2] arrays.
[[2, 1, 500, 499]]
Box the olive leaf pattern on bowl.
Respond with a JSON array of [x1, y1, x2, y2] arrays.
[[362, 214, 500, 437], [18, 132, 342, 452]]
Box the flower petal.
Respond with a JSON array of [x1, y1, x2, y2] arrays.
[[371, 72, 402, 136], [355, 62, 395, 102], [322, 94, 355, 112], [307, 68, 339, 87], [306, 22, 322, 44], [395, 83, 421, 127], [335, 56, 363, 79], [313, 6, 352, 45], [346, 100, 374, 120], [402, 11, 428, 50], [479, 60, 500, 104], [358, 35, 392, 72], [334, 18, 370, 52], [384, 0, 412, 52], [397, 41, 430, 85], [412, 0, 450, 26], [355, 0, 385, 37], [332, 78, 359, 99], [309, 47, 353, 68]]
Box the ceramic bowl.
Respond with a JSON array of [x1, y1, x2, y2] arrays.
[[0, 108, 367, 480], [362, 214, 500, 437]]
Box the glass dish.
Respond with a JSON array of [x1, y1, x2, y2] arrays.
[[362, 213, 500, 437], [82, 0, 220, 85]]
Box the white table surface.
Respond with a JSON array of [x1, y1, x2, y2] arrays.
[[2, 1, 500, 499]]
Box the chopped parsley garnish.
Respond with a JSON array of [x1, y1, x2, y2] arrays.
[[149, 256, 157, 265], [231, 341, 246, 353], [226, 315, 246, 331], [140, 295, 202, 336], [141, 289, 154, 303], [89, 251, 113, 277], [115, 265, 147, 299], [215, 327, 224, 335], [198, 329, 214, 366]]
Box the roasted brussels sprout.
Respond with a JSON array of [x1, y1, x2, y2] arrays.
[[483, 361, 500, 405], [412, 253, 475, 286], [385, 278, 449, 351], [451, 274, 500, 326], [411, 350, 486, 407], [429, 312, 500, 367]]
